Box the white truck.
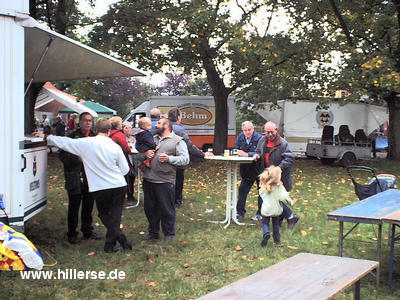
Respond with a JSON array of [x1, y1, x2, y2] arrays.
[[124, 96, 237, 151], [256, 100, 388, 155]]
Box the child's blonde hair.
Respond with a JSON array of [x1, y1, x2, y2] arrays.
[[259, 166, 282, 193], [138, 117, 151, 129]]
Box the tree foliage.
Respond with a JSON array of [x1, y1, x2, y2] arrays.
[[154, 73, 191, 96], [29, 0, 95, 36], [66, 78, 154, 117], [89, 0, 316, 153], [278, 0, 400, 159]]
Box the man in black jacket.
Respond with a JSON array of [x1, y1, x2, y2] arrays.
[[168, 108, 213, 207], [59, 112, 100, 244]]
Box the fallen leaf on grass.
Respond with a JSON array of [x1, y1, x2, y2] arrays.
[[139, 231, 145, 235], [321, 242, 329, 245], [182, 241, 188, 245], [235, 246, 242, 251], [259, 257, 264, 261], [301, 230, 307, 236], [242, 255, 247, 259], [148, 282, 157, 287], [124, 293, 133, 298], [371, 237, 378, 241], [287, 246, 298, 250], [148, 259, 154, 263], [183, 263, 190, 268]]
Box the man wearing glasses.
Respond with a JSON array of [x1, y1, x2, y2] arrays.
[[254, 121, 300, 229], [59, 112, 101, 244]]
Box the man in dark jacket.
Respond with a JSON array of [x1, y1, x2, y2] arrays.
[[59, 112, 100, 244], [254, 121, 300, 229], [234, 121, 263, 220], [168, 108, 213, 207]]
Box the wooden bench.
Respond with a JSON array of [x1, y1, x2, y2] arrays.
[[197, 253, 378, 300]]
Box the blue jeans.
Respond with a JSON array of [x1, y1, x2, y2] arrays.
[[237, 176, 262, 216], [281, 202, 293, 219], [262, 216, 281, 243]]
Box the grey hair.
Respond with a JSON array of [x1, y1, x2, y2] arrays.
[[242, 121, 254, 128], [122, 121, 132, 128]]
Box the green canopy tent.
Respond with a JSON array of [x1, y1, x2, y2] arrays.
[[59, 101, 117, 119]]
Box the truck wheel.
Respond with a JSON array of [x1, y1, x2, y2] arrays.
[[320, 158, 335, 165], [340, 152, 356, 167]]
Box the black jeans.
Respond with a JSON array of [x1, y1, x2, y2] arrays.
[[237, 176, 262, 216], [143, 179, 176, 237], [175, 168, 185, 205], [67, 190, 95, 238], [93, 186, 126, 245], [125, 172, 136, 200]]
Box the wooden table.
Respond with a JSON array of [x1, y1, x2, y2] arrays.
[[382, 210, 400, 289], [205, 155, 255, 228], [197, 253, 378, 300], [327, 189, 400, 284]]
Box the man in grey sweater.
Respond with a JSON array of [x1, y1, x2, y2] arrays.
[[139, 118, 189, 243]]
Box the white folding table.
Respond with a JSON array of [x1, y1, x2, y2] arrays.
[[205, 155, 255, 228]]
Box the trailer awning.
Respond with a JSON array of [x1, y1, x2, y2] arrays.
[[16, 14, 145, 83], [35, 82, 98, 117]]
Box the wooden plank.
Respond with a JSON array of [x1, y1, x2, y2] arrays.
[[327, 190, 400, 221], [198, 253, 378, 300], [382, 210, 400, 225]]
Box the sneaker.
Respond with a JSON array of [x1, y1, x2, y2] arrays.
[[274, 240, 281, 245], [287, 215, 300, 229], [236, 213, 245, 219], [104, 242, 118, 253], [117, 234, 132, 251], [251, 214, 262, 221], [261, 232, 271, 247], [144, 159, 151, 168], [83, 231, 102, 240], [68, 236, 80, 244], [164, 235, 174, 243], [143, 233, 160, 241]]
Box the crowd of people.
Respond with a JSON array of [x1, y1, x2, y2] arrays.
[[34, 108, 300, 252]]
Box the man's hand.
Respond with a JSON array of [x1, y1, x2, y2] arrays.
[[145, 149, 155, 159], [253, 154, 260, 160], [237, 150, 248, 157], [159, 152, 169, 163], [33, 131, 45, 138], [204, 151, 214, 157]]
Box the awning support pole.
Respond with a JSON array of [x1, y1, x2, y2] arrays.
[[24, 38, 53, 97]]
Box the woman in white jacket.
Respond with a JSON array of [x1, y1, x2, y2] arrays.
[[259, 166, 293, 247]]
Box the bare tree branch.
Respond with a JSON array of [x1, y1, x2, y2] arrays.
[[328, 0, 353, 47]]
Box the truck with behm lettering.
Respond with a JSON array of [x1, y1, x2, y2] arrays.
[[124, 96, 236, 151]]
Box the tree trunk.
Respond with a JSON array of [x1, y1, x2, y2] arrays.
[[54, 0, 67, 35], [386, 96, 400, 160], [213, 91, 229, 154], [202, 57, 229, 154]]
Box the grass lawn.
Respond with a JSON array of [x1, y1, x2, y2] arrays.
[[1, 154, 400, 299]]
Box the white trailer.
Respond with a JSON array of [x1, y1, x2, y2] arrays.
[[125, 96, 236, 151], [256, 100, 388, 154], [0, 1, 144, 231]]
